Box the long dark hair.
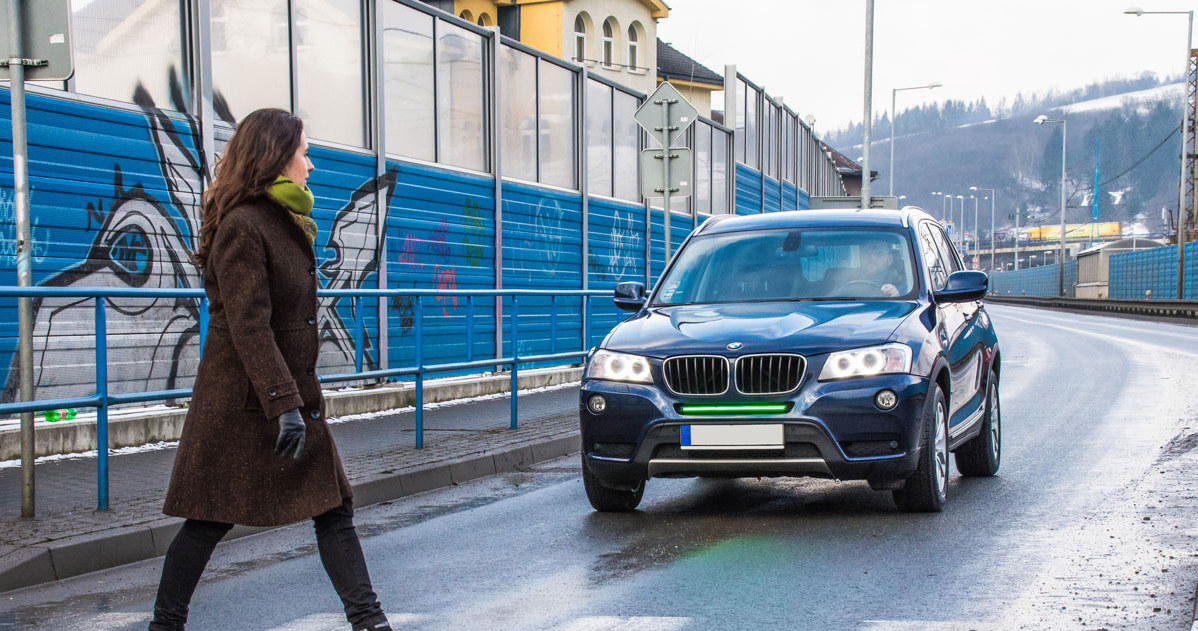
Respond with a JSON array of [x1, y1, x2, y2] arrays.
[[192, 108, 303, 268]]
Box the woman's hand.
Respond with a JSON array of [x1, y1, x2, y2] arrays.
[[275, 409, 306, 459]]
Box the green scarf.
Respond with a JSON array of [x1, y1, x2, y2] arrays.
[[266, 176, 317, 244]]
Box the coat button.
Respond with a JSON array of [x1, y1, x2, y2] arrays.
[[267, 387, 278, 398], [309, 410, 321, 420], [307, 316, 316, 325], [309, 268, 315, 276], [307, 366, 315, 376]]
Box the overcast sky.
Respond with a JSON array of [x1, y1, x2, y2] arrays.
[[656, 0, 1195, 133]]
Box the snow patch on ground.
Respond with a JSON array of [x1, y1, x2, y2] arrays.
[[1053, 83, 1182, 115]]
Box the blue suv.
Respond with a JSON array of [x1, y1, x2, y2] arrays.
[[580, 207, 1001, 512]]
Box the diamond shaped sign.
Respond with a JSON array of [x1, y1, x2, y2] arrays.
[[634, 82, 699, 148]]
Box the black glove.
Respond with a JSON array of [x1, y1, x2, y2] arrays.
[[275, 408, 306, 460]]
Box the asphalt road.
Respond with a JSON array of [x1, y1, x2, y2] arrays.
[[1, 304, 1196, 631]]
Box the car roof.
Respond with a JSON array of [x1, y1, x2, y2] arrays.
[[696, 207, 937, 236]]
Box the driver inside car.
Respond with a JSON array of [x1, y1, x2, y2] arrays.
[[830, 239, 905, 297]]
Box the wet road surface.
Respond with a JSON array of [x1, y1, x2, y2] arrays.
[[1, 304, 1196, 630]]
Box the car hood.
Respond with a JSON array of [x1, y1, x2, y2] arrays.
[[604, 301, 920, 357]]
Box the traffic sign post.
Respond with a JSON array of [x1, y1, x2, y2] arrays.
[[635, 82, 698, 260], [3, 0, 73, 519]]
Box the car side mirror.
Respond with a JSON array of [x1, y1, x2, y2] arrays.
[[933, 271, 988, 303], [613, 281, 647, 312]]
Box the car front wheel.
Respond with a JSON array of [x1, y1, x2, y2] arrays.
[[582, 455, 645, 512], [893, 382, 948, 513], [955, 369, 1001, 477]]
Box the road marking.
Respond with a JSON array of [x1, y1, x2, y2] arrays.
[[549, 616, 692, 631], [265, 613, 430, 630], [996, 313, 1198, 359]]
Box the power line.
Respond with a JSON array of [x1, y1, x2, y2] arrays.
[[1077, 123, 1182, 193]]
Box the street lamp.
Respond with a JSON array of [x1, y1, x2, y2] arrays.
[[1124, 6, 1192, 299], [967, 194, 980, 263], [1034, 114, 1068, 296], [971, 186, 998, 271], [889, 82, 942, 195], [1030, 254, 1038, 267]]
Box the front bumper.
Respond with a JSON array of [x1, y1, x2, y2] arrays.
[[580, 374, 928, 487]]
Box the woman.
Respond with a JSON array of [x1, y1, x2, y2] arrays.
[[150, 109, 391, 631]]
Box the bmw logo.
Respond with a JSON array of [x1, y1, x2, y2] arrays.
[[726, 342, 743, 350]]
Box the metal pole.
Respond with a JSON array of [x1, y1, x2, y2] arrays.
[[9, 0, 36, 519], [1179, 12, 1193, 299], [990, 192, 996, 271], [1014, 199, 1020, 270], [1059, 119, 1068, 297], [889, 88, 895, 196], [860, 0, 874, 208], [95, 298, 108, 511], [973, 195, 979, 264], [661, 97, 673, 260]]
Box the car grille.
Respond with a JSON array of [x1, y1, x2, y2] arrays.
[[663, 355, 729, 395], [735, 354, 806, 394]]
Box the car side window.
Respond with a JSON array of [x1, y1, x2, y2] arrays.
[[918, 224, 949, 291], [930, 225, 962, 279]]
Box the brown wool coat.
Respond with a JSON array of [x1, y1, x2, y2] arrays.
[[163, 198, 352, 527]]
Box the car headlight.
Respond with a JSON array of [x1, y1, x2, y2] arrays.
[[586, 350, 653, 384], [818, 343, 912, 381]]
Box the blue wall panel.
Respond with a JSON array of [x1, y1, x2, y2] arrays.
[[501, 181, 583, 361], [763, 176, 782, 213], [782, 181, 797, 211], [735, 163, 762, 215], [386, 162, 496, 372], [587, 198, 645, 348], [989, 260, 1078, 298], [1108, 242, 1197, 300], [798, 188, 810, 211]]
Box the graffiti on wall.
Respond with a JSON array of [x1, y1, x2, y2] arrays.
[[588, 210, 641, 282], [463, 199, 485, 267], [2, 93, 207, 404], [0, 90, 399, 404], [316, 167, 397, 372], [0, 188, 51, 267]]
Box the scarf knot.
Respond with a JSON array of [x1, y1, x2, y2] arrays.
[[266, 176, 317, 244]]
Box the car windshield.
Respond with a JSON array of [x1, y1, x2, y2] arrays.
[[653, 228, 918, 305]]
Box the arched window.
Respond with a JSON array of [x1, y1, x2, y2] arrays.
[[458, 9, 473, 23], [601, 19, 615, 68], [626, 24, 639, 70], [478, 13, 493, 27], [574, 14, 587, 63]]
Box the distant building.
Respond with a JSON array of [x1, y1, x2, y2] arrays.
[[429, 0, 668, 95], [655, 38, 723, 117], [821, 142, 876, 196]]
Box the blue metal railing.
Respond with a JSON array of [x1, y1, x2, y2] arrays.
[[0, 286, 611, 510]]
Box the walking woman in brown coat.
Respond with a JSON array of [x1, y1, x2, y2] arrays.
[[149, 109, 390, 631]]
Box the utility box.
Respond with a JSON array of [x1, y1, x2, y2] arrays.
[[1075, 237, 1163, 298]]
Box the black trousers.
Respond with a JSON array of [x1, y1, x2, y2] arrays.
[[149, 498, 387, 630]]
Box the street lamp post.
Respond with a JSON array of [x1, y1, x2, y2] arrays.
[[1035, 114, 1068, 296], [971, 186, 997, 271], [956, 195, 965, 252], [1124, 7, 1193, 299], [889, 82, 942, 195]]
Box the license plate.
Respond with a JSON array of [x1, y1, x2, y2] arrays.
[[680, 424, 784, 450]]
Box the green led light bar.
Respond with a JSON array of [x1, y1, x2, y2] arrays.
[[677, 403, 791, 415]]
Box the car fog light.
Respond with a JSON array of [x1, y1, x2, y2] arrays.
[[874, 389, 898, 410], [588, 394, 607, 414]]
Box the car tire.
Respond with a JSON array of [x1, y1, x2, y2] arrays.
[[582, 455, 645, 512], [892, 382, 948, 513], [955, 369, 1001, 477]]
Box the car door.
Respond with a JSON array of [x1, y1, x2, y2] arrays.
[[924, 223, 983, 430]]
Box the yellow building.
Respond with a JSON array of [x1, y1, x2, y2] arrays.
[[444, 0, 669, 96]]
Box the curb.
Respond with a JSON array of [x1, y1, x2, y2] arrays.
[[0, 431, 581, 593], [0, 366, 583, 461]]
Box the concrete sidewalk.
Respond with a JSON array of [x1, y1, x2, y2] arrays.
[[0, 382, 583, 593]]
